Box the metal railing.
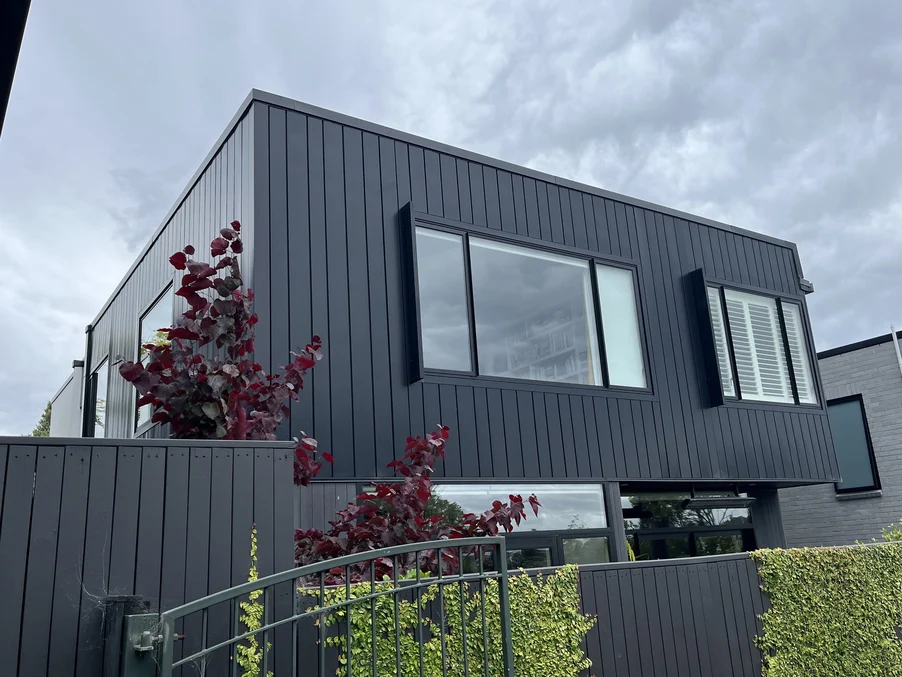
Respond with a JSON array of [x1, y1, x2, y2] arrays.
[[122, 537, 515, 677]]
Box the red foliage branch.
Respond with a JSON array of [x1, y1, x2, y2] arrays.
[[117, 221, 331, 485], [295, 425, 541, 583]]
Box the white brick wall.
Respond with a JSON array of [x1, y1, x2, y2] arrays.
[[780, 340, 902, 546]]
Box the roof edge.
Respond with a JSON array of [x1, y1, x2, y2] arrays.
[[818, 330, 902, 360], [249, 88, 801, 252], [90, 87, 808, 330], [89, 90, 258, 329]]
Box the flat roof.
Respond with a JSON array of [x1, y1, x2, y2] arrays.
[[90, 89, 806, 328], [818, 330, 902, 360]]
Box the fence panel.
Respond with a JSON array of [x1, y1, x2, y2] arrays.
[[0, 436, 768, 677]]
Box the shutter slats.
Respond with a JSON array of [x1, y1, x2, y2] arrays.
[[707, 287, 735, 397], [724, 289, 793, 404], [782, 303, 817, 404]]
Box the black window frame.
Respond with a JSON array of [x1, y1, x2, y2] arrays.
[[828, 394, 881, 494], [627, 528, 756, 560], [621, 490, 757, 560], [403, 204, 652, 395], [691, 269, 822, 409], [358, 479, 617, 566], [135, 283, 174, 436]]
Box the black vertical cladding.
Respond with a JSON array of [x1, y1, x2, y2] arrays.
[[323, 122, 353, 476], [364, 132, 394, 473], [286, 112, 313, 439], [344, 127, 374, 477], [88, 94, 833, 485], [308, 118, 333, 471], [268, 108, 290, 438]]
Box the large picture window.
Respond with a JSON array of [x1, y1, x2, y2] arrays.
[[433, 483, 612, 567], [136, 286, 173, 430], [409, 214, 648, 390], [706, 285, 816, 405], [827, 395, 880, 493], [469, 239, 601, 385]]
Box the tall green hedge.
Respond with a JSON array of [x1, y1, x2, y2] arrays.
[[751, 543, 902, 677], [312, 565, 596, 677]]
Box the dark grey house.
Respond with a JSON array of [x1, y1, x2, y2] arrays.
[[781, 331, 902, 546], [52, 89, 838, 565]]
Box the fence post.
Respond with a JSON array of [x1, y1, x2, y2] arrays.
[[102, 596, 149, 677]]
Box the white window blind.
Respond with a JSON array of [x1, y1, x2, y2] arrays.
[[723, 289, 793, 403], [706, 287, 736, 397], [781, 303, 817, 404]]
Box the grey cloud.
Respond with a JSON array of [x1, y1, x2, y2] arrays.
[[2, 0, 901, 433]]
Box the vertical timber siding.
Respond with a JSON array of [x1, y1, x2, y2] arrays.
[[0, 438, 294, 677], [579, 554, 766, 677], [253, 98, 834, 483], [0, 437, 768, 677], [89, 110, 256, 439]]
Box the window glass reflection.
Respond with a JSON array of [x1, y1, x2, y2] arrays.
[[93, 362, 108, 438], [621, 492, 751, 530], [137, 288, 173, 429], [415, 228, 472, 371], [563, 537, 611, 565], [435, 483, 606, 531], [596, 264, 646, 387], [508, 547, 552, 569], [638, 535, 691, 560], [469, 239, 601, 385]]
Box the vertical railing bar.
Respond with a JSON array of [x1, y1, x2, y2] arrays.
[[231, 596, 241, 677], [345, 564, 352, 677], [371, 559, 378, 677], [417, 554, 425, 677], [438, 546, 448, 675], [201, 606, 209, 651], [292, 583, 298, 677], [479, 545, 489, 676], [261, 585, 271, 677], [459, 545, 470, 677], [319, 572, 326, 677], [159, 615, 176, 677], [498, 539, 515, 677], [393, 553, 402, 677]]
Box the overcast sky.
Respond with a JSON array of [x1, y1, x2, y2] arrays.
[[1, 1, 900, 435]]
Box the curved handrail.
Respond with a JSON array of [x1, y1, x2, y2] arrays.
[[161, 535, 505, 621]]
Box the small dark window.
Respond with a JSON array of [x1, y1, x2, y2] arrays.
[[136, 286, 173, 431], [828, 395, 879, 492], [89, 360, 109, 438], [622, 491, 756, 561]]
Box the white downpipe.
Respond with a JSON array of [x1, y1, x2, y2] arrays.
[[891, 325, 902, 380]]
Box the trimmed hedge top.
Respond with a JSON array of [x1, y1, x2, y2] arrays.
[[752, 543, 902, 677]]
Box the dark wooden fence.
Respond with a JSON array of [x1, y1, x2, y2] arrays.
[[1, 437, 767, 677], [0, 437, 296, 677], [577, 555, 766, 677]]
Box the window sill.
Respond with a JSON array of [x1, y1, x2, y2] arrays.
[[420, 372, 657, 400], [835, 489, 882, 502]]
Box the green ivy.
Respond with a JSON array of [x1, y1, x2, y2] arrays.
[[235, 526, 273, 677], [884, 519, 902, 543], [310, 565, 596, 677], [751, 543, 902, 677]]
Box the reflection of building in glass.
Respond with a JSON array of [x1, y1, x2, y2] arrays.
[[492, 299, 591, 385]]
